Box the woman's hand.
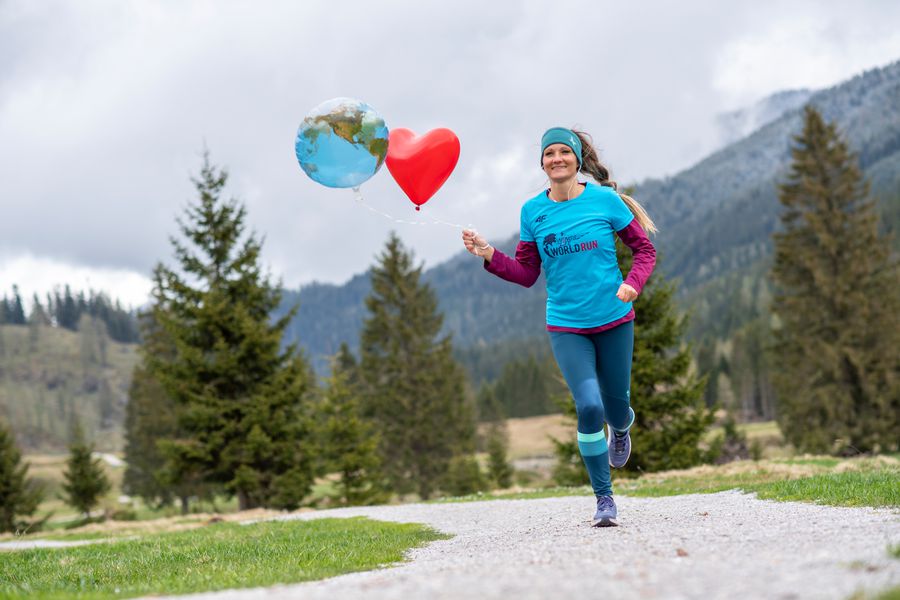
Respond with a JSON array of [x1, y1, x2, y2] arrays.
[[616, 283, 638, 303], [462, 229, 494, 261]]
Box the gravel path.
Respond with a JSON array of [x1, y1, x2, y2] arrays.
[[169, 491, 900, 600]]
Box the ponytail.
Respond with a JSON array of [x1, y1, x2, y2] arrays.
[[573, 130, 658, 234]]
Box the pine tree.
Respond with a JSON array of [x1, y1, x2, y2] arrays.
[[771, 106, 900, 454], [28, 294, 51, 326], [317, 363, 387, 506], [10, 286, 26, 325], [0, 422, 43, 532], [551, 242, 714, 477], [359, 233, 476, 499], [624, 248, 714, 472], [62, 423, 110, 519], [150, 153, 315, 510], [478, 385, 513, 489]]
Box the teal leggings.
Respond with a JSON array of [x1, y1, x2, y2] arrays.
[[549, 320, 635, 497]]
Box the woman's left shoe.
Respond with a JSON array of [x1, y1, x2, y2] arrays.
[[592, 495, 617, 527], [608, 426, 632, 468]]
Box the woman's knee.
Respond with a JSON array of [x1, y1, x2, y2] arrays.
[[576, 400, 604, 426]]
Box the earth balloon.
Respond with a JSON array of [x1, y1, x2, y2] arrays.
[[294, 98, 389, 188]]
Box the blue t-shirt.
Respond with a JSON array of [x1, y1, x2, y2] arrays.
[[520, 182, 635, 328]]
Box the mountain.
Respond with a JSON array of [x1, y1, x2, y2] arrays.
[[279, 59, 900, 398], [714, 89, 813, 150]]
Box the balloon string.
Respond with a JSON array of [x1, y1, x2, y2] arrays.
[[351, 187, 473, 231]]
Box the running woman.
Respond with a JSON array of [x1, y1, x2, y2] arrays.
[[462, 127, 657, 526]]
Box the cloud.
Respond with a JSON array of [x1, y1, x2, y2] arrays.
[[1, 0, 898, 308]]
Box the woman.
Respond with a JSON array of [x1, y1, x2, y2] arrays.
[[462, 127, 657, 526]]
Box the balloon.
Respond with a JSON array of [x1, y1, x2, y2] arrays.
[[385, 128, 460, 210], [294, 98, 389, 189]]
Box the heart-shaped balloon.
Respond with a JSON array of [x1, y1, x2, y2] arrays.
[[385, 128, 460, 210]]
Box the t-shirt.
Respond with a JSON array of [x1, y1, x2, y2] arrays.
[[519, 182, 635, 328]]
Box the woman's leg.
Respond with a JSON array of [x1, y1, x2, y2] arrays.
[[592, 320, 635, 433], [549, 331, 612, 497]]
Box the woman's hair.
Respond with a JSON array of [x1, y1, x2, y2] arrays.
[[573, 130, 658, 234]]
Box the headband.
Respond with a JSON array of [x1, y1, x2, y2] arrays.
[[541, 127, 582, 167]]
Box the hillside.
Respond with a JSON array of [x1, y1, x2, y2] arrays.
[[0, 321, 139, 452]]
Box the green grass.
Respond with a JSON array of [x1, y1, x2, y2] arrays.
[[435, 457, 900, 509], [750, 471, 899, 507], [0, 517, 447, 599]]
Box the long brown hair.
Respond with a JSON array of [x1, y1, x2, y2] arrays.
[[573, 130, 658, 234]]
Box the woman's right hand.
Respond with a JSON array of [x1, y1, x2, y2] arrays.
[[462, 229, 494, 261]]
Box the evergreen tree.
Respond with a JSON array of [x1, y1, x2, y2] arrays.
[[442, 455, 487, 496], [150, 153, 315, 510], [359, 233, 476, 499], [771, 106, 900, 453], [551, 243, 714, 477], [123, 310, 193, 510], [491, 355, 564, 418], [59, 285, 79, 330], [478, 385, 513, 489], [624, 248, 714, 472], [317, 364, 387, 506], [62, 423, 110, 519], [28, 294, 51, 326], [10, 286, 26, 325], [0, 422, 43, 533]]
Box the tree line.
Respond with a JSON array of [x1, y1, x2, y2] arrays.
[[0, 285, 140, 344]]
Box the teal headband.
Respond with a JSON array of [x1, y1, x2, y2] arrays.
[[541, 127, 582, 167]]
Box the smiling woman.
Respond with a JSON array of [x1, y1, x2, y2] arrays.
[[462, 127, 658, 527]]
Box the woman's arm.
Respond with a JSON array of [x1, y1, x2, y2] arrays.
[[462, 229, 542, 288], [616, 218, 656, 295], [483, 241, 542, 288]]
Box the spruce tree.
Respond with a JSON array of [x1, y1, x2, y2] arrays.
[[359, 233, 476, 499], [317, 363, 387, 506], [771, 106, 900, 454], [10, 286, 26, 325], [123, 310, 199, 510], [62, 423, 110, 519], [551, 242, 713, 477], [150, 153, 315, 510], [0, 422, 43, 532], [625, 249, 713, 472], [478, 385, 513, 489]]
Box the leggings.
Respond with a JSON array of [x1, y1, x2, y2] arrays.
[[549, 320, 635, 497]]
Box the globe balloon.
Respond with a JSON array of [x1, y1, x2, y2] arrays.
[[294, 98, 389, 188]]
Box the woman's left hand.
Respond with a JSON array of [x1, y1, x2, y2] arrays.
[[616, 283, 638, 303]]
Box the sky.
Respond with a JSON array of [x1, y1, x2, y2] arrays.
[[2, 0, 900, 310]]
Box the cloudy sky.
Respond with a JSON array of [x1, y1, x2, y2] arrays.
[[2, 0, 900, 309]]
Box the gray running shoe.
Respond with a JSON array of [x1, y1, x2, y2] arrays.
[[608, 425, 632, 468], [592, 495, 617, 527]]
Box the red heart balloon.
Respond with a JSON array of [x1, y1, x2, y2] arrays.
[[385, 128, 460, 210]]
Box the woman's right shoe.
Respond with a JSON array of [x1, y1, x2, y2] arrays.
[[608, 426, 631, 468]]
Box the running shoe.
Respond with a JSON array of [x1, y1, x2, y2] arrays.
[[608, 425, 632, 469], [592, 495, 617, 527]]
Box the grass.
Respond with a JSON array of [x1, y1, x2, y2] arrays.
[[751, 470, 899, 507], [434, 455, 900, 509], [0, 517, 447, 599]]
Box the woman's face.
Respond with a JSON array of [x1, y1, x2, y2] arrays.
[[542, 143, 579, 181]]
